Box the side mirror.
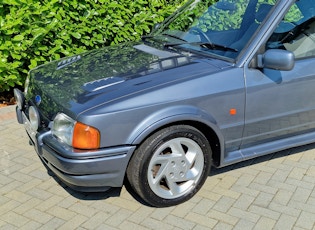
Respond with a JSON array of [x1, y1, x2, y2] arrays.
[[257, 49, 295, 71]]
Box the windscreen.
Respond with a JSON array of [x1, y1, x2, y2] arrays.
[[152, 0, 279, 60]]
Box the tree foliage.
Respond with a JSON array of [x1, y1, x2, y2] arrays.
[[0, 0, 185, 92]]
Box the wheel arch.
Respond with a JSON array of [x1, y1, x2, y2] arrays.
[[128, 105, 224, 167]]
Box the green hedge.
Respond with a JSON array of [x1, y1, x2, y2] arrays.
[[0, 0, 185, 92]]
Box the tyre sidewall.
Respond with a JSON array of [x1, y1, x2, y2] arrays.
[[138, 125, 212, 207]]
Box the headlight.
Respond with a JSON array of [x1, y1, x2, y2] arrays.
[[29, 106, 40, 131], [52, 113, 75, 146], [52, 113, 100, 149], [13, 88, 25, 110]]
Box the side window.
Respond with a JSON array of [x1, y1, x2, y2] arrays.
[[267, 0, 315, 59]]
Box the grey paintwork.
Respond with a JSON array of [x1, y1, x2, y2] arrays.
[[15, 0, 315, 191]]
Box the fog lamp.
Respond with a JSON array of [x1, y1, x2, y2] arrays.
[[29, 106, 40, 131], [14, 88, 25, 110]]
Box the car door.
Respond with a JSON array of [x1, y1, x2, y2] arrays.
[[241, 0, 315, 154]]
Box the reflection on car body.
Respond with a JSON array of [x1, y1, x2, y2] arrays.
[[15, 0, 315, 207]]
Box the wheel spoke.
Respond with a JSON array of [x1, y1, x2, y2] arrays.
[[152, 154, 171, 165], [185, 147, 196, 164], [184, 140, 204, 169], [150, 161, 168, 184], [165, 178, 181, 196], [169, 139, 186, 156], [184, 168, 199, 181]]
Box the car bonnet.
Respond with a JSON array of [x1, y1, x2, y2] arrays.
[[25, 42, 231, 121]]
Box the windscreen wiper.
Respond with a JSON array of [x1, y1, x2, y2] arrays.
[[141, 33, 188, 43], [141, 35, 152, 40], [161, 33, 188, 42], [164, 41, 238, 52]]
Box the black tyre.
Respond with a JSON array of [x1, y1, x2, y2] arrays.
[[127, 125, 212, 207]]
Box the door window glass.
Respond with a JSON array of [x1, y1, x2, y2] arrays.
[[267, 0, 315, 59]]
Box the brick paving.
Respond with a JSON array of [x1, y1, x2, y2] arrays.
[[1, 105, 315, 229]]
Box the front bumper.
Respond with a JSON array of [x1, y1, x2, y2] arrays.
[[16, 106, 136, 192]]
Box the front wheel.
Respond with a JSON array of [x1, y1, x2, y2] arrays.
[[127, 125, 212, 207]]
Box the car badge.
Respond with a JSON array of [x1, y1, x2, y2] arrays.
[[35, 95, 42, 105]]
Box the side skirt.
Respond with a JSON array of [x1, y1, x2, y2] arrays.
[[220, 131, 315, 167]]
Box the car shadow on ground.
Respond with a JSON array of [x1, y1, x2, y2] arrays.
[[47, 142, 315, 206], [210, 142, 315, 176]]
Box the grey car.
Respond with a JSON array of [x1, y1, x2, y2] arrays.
[[14, 0, 315, 207]]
